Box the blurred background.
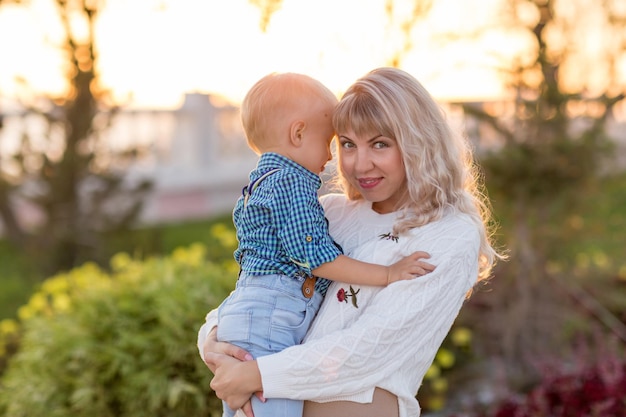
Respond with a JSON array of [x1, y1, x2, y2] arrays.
[[0, 0, 624, 416]]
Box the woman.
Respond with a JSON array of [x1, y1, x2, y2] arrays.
[[199, 67, 502, 417]]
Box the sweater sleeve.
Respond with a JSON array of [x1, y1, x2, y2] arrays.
[[257, 226, 480, 401]]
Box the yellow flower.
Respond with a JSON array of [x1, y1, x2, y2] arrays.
[[41, 275, 70, 295], [211, 224, 237, 247], [187, 243, 207, 266], [424, 363, 441, 380], [28, 292, 49, 314], [172, 244, 207, 267], [427, 394, 446, 411], [435, 348, 455, 369], [451, 326, 472, 347], [17, 305, 34, 321], [111, 252, 132, 272], [53, 293, 72, 313], [592, 251, 609, 269], [77, 262, 105, 281], [172, 247, 189, 264], [0, 319, 19, 335], [430, 377, 448, 393]]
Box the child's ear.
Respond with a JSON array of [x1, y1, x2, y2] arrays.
[[289, 121, 306, 147]]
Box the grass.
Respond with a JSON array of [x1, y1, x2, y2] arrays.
[[0, 240, 41, 321], [100, 214, 234, 260]]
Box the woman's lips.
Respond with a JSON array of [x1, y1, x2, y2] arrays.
[[358, 177, 382, 189]]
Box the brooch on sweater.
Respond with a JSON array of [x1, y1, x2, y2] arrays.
[[379, 232, 399, 242], [337, 285, 360, 308]]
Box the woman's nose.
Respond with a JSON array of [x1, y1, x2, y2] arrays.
[[354, 149, 374, 172]]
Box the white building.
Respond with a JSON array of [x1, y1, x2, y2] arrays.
[[118, 93, 259, 224], [0, 93, 259, 232]]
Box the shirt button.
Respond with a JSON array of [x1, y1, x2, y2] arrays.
[[305, 236, 313, 242]]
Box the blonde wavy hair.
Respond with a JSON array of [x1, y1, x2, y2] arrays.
[[332, 67, 503, 282]]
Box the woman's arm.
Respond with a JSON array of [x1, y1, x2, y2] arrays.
[[206, 226, 479, 402], [258, 227, 480, 401]]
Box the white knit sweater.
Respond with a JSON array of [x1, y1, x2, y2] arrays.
[[199, 193, 479, 417]]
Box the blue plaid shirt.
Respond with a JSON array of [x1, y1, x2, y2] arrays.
[[233, 153, 341, 295]]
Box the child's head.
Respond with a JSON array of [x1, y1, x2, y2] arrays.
[[241, 72, 338, 173]]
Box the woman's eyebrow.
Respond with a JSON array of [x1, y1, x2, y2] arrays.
[[367, 134, 383, 142], [338, 134, 383, 142]]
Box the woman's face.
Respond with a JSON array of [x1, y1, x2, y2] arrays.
[[337, 129, 407, 214]]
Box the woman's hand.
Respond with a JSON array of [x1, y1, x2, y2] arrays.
[[205, 352, 263, 412], [201, 326, 263, 417], [202, 326, 252, 372]]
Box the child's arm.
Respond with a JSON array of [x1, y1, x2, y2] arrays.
[[313, 252, 435, 286]]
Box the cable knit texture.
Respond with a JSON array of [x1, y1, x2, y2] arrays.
[[199, 193, 480, 417]]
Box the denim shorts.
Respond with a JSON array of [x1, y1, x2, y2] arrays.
[[216, 272, 323, 357]]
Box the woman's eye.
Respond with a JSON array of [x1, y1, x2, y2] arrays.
[[373, 141, 389, 149], [340, 141, 355, 149]]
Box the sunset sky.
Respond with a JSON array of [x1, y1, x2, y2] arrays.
[[0, 0, 520, 109]]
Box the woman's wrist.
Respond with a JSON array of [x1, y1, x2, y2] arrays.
[[241, 360, 264, 393]]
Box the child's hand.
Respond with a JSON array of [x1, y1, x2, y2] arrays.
[[387, 251, 435, 284]]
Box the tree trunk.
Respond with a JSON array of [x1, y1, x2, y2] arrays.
[[0, 183, 26, 246]]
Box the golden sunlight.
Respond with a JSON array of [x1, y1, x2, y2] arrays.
[[0, 0, 538, 108]]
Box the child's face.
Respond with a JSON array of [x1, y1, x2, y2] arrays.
[[297, 107, 335, 174]]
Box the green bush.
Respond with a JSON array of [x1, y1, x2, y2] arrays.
[[0, 243, 237, 417], [0, 215, 236, 323]]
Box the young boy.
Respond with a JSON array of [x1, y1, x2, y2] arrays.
[[216, 72, 432, 417]]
